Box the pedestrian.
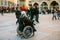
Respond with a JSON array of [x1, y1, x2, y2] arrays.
[[30, 5, 39, 23], [30, 5, 35, 21], [34, 6, 39, 23], [26, 7, 31, 19], [1, 7, 4, 16], [20, 5, 27, 11], [56, 8, 60, 20], [47, 8, 51, 14], [15, 7, 21, 24], [52, 9, 57, 20]]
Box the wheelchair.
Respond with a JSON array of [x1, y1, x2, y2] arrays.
[[16, 11, 36, 39], [17, 25, 34, 39]]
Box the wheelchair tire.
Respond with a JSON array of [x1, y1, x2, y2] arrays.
[[23, 26, 34, 39]]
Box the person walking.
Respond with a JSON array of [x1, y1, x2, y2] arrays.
[[52, 9, 57, 20], [56, 8, 60, 20], [1, 7, 4, 16], [34, 6, 39, 23], [15, 7, 21, 24], [30, 5, 39, 23], [30, 5, 35, 21]]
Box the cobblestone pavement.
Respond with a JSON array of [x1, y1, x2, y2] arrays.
[[0, 13, 60, 40]]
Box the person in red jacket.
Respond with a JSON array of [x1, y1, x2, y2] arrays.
[[56, 8, 60, 20], [20, 5, 27, 11]]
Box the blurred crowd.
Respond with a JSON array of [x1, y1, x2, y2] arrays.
[[0, 6, 15, 13], [0, 4, 60, 20], [15, 4, 39, 24]]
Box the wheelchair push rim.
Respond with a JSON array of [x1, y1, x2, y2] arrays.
[[23, 26, 34, 39]]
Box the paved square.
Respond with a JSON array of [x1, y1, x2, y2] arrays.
[[0, 13, 60, 40]]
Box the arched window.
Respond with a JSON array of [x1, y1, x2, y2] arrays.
[[41, 2, 48, 11], [50, 1, 59, 9], [41, 2, 48, 8], [33, 2, 39, 6]]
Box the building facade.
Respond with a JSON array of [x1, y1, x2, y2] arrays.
[[31, 0, 60, 9], [0, 0, 8, 7], [17, 0, 60, 9], [0, 0, 16, 8]]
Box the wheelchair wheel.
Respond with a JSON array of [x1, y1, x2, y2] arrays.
[[23, 26, 34, 39]]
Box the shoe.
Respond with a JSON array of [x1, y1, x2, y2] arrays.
[[33, 23, 36, 25], [33, 29, 36, 32], [16, 22, 17, 24], [16, 22, 19, 24]]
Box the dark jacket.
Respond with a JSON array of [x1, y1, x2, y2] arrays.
[[34, 7, 39, 15], [52, 10, 55, 14], [26, 9, 31, 15], [30, 7, 35, 15], [19, 17, 36, 32], [15, 10, 21, 19]]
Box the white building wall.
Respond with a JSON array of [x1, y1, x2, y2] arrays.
[[0, 0, 8, 7]]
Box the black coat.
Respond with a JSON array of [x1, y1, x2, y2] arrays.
[[30, 7, 35, 15], [34, 8, 39, 15], [15, 10, 21, 19], [19, 17, 36, 32], [30, 7, 39, 15]]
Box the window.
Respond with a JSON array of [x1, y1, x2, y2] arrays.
[[1, 0, 3, 5]]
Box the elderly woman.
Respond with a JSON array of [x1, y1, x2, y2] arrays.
[[18, 11, 36, 32]]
